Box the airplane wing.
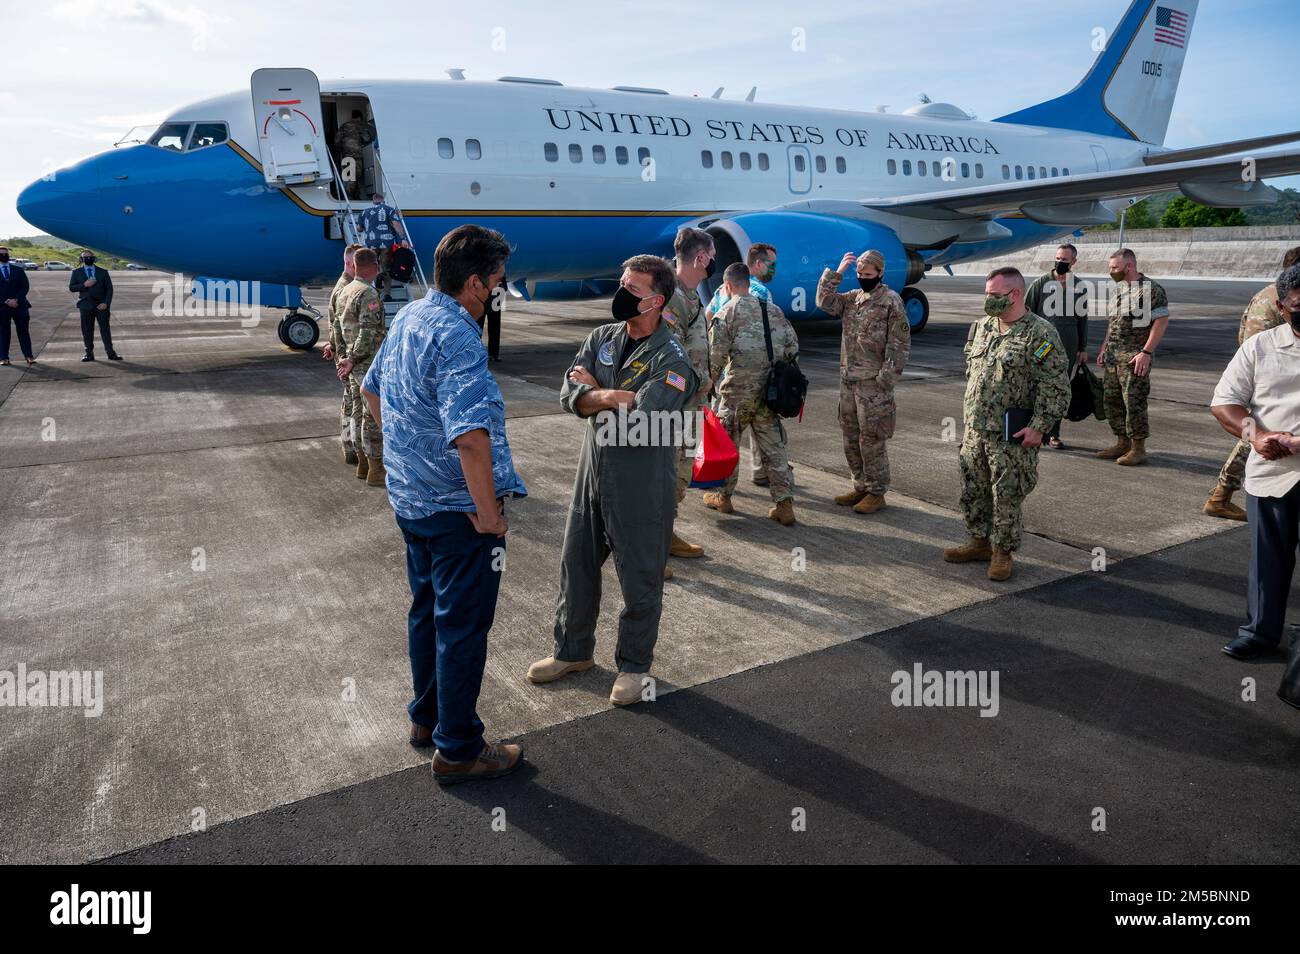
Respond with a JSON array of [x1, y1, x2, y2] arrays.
[[861, 148, 1300, 224]]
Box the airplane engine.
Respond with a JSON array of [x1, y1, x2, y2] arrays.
[[703, 212, 926, 327]]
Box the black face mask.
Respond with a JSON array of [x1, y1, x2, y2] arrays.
[[611, 285, 647, 322], [82, 257, 95, 266], [859, 276, 881, 293], [0, 253, 8, 263], [703, 258, 716, 279], [1054, 261, 1071, 275]]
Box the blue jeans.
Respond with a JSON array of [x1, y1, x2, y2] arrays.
[[1240, 484, 1300, 648], [396, 509, 504, 762]]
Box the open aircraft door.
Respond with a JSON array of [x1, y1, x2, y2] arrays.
[[250, 68, 332, 186]]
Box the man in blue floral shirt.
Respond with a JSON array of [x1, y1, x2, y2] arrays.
[[362, 224, 526, 785]]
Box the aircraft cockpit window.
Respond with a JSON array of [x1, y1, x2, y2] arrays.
[[149, 122, 192, 152], [188, 123, 228, 151]]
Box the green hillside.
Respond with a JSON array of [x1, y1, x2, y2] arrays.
[[0, 235, 136, 270]]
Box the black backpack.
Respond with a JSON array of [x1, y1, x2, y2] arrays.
[[388, 246, 416, 284], [759, 300, 808, 418]]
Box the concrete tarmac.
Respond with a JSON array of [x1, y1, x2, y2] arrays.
[[0, 271, 1294, 864]]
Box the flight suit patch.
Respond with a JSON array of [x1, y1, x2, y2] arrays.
[[665, 370, 686, 392], [598, 341, 616, 366], [1033, 340, 1053, 361]]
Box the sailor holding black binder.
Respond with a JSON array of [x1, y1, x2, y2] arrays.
[[944, 267, 1070, 581]]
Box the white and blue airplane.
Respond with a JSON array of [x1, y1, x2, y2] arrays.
[[16, 0, 1300, 348]]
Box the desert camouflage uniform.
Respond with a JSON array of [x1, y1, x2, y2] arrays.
[[663, 276, 710, 502], [816, 268, 910, 495], [328, 272, 355, 455], [1218, 284, 1286, 491], [709, 295, 799, 502], [1102, 274, 1169, 440], [960, 313, 1069, 551], [338, 278, 386, 459], [333, 119, 374, 200]]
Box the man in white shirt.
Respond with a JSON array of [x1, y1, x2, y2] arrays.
[[1210, 263, 1300, 679]]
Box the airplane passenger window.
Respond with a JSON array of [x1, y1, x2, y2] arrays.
[[593, 145, 606, 164], [148, 122, 191, 152], [902, 160, 911, 175], [961, 162, 970, 178], [740, 152, 752, 170], [438, 137, 454, 158], [637, 146, 650, 164], [569, 143, 582, 162], [917, 160, 926, 177], [1015, 165, 1023, 179], [814, 155, 826, 173], [1051, 166, 1058, 177], [721, 151, 733, 169], [835, 156, 846, 173], [188, 123, 227, 151], [887, 159, 897, 175], [466, 139, 482, 160], [1063, 167, 1069, 176], [1002, 164, 1010, 180], [1028, 166, 1036, 179], [793, 154, 805, 172], [1040, 166, 1047, 178], [544, 142, 558, 162], [701, 150, 713, 168], [616, 146, 629, 165], [757, 153, 769, 171], [976, 163, 984, 178]]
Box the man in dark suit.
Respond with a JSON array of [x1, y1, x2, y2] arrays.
[[0, 246, 35, 366], [69, 251, 120, 361]]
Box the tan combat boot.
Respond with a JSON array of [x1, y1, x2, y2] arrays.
[[1203, 484, 1246, 521], [943, 536, 993, 563], [703, 492, 735, 514], [768, 499, 796, 526], [366, 456, 387, 485], [1096, 437, 1131, 460], [853, 493, 886, 514], [835, 488, 868, 506], [610, 672, 648, 707], [670, 532, 704, 558], [344, 446, 358, 466], [355, 453, 370, 479], [1116, 439, 1146, 466], [527, 656, 595, 684], [988, 547, 1013, 581]]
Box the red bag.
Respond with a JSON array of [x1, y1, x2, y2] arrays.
[[689, 407, 739, 488]]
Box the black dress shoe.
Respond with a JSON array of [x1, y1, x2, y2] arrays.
[[81, 354, 95, 362], [107, 352, 123, 361], [1222, 636, 1278, 660]]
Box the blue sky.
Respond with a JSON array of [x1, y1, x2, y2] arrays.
[[2, 0, 1294, 237]]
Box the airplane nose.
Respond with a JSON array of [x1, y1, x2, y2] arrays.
[[17, 158, 110, 245]]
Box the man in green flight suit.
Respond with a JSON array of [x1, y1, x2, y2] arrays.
[[528, 255, 699, 707]]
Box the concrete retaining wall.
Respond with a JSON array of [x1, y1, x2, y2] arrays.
[[949, 225, 1300, 280]]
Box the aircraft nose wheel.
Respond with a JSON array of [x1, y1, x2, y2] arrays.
[[278, 312, 319, 350], [901, 286, 929, 333]]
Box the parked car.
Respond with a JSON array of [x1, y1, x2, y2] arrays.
[[126, 263, 148, 270], [17, 259, 40, 270], [44, 260, 71, 270]]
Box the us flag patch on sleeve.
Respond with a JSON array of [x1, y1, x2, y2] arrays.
[[665, 370, 686, 391], [1034, 340, 1053, 360]]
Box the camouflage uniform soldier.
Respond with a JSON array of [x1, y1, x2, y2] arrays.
[[1204, 245, 1300, 520], [334, 248, 387, 486], [944, 267, 1070, 582], [333, 110, 374, 200], [703, 263, 800, 526], [662, 228, 715, 568], [1096, 248, 1169, 466], [323, 244, 361, 465], [816, 248, 910, 515]]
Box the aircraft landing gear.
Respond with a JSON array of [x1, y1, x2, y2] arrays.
[[278, 311, 320, 350], [901, 286, 929, 333]]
